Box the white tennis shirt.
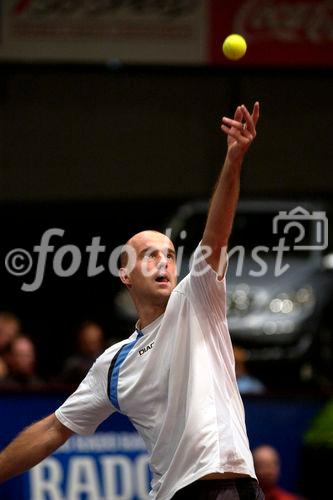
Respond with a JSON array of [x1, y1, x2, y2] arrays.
[[55, 244, 256, 499]]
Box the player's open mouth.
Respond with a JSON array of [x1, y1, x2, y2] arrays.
[[155, 276, 169, 283]]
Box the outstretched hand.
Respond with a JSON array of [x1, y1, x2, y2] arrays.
[[221, 102, 260, 164]]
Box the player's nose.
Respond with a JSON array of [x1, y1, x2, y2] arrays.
[[157, 251, 168, 268]]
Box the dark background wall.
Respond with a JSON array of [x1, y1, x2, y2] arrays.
[[1, 64, 332, 202]]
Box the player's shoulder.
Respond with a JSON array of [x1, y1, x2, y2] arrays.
[[95, 333, 137, 367], [86, 335, 135, 383], [172, 273, 190, 296]]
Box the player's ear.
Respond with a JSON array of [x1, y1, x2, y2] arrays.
[[119, 267, 132, 287]]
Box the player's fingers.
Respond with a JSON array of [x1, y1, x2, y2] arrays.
[[234, 106, 243, 121], [252, 101, 260, 126], [221, 124, 238, 137], [221, 107, 243, 128], [221, 124, 253, 143], [241, 105, 256, 136], [221, 125, 240, 140], [222, 116, 243, 132]]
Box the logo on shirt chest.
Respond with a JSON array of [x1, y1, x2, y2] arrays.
[[139, 341, 154, 356]]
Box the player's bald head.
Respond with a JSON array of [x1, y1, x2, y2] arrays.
[[120, 230, 174, 268]]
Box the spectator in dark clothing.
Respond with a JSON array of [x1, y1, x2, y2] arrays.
[[0, 312, 21, 380], [60, 321, 105, 385], [0, 335, 44, 388], [233, 345, 266, 395]]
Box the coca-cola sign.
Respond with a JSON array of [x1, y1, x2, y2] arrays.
[[210, 0, 333, 66], [235, 0, 333, 43]]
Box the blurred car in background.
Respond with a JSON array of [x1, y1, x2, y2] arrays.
[[114, 199, 333, 387]]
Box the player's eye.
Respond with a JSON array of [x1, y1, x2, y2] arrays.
[[143, 250, 157, 260]]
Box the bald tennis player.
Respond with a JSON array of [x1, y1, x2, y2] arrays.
[[0, 102, 263, 500]]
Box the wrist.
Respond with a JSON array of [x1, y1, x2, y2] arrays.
[[224, 156, 243, 176]]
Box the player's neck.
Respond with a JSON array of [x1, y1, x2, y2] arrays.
[[137, 304, 166, 330]]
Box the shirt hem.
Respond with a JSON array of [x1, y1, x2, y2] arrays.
[[157, 466, 257, 500]]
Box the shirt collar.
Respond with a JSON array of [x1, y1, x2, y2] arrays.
[[135, 313, 164, 335]]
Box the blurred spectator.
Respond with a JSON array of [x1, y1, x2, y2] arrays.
[[60, 321, 105, 385], [253, 445, 304, 500], [233, 345, 266, 395], [0, 335, 44, 388], [0, 311, 21, 379]]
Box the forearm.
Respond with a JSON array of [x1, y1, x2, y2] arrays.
[[202, 154, 242, 251], [0, 413, 72, 483]]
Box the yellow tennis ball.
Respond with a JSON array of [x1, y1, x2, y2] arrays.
[[222, 34, 247, 61]]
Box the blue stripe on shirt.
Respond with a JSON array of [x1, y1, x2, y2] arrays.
[[109, 331, 143, 411]]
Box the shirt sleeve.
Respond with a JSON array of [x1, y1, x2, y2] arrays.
[[186, 242, 228, 320], [55, 353, 117, 435]]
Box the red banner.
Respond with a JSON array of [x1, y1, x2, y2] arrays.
[[209, 0, 333, 67]]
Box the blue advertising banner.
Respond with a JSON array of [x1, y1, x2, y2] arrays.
[[0, 393, 151, 500], [25, 431, 150, 499]]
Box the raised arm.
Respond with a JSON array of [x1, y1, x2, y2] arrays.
[[0, 413, 73, 484], [202, 102, 260, 273]]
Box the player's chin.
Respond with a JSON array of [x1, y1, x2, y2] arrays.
[[157, 286, 172, 297], [156, 281, 175, 293], [154, 284, 172, 299]]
